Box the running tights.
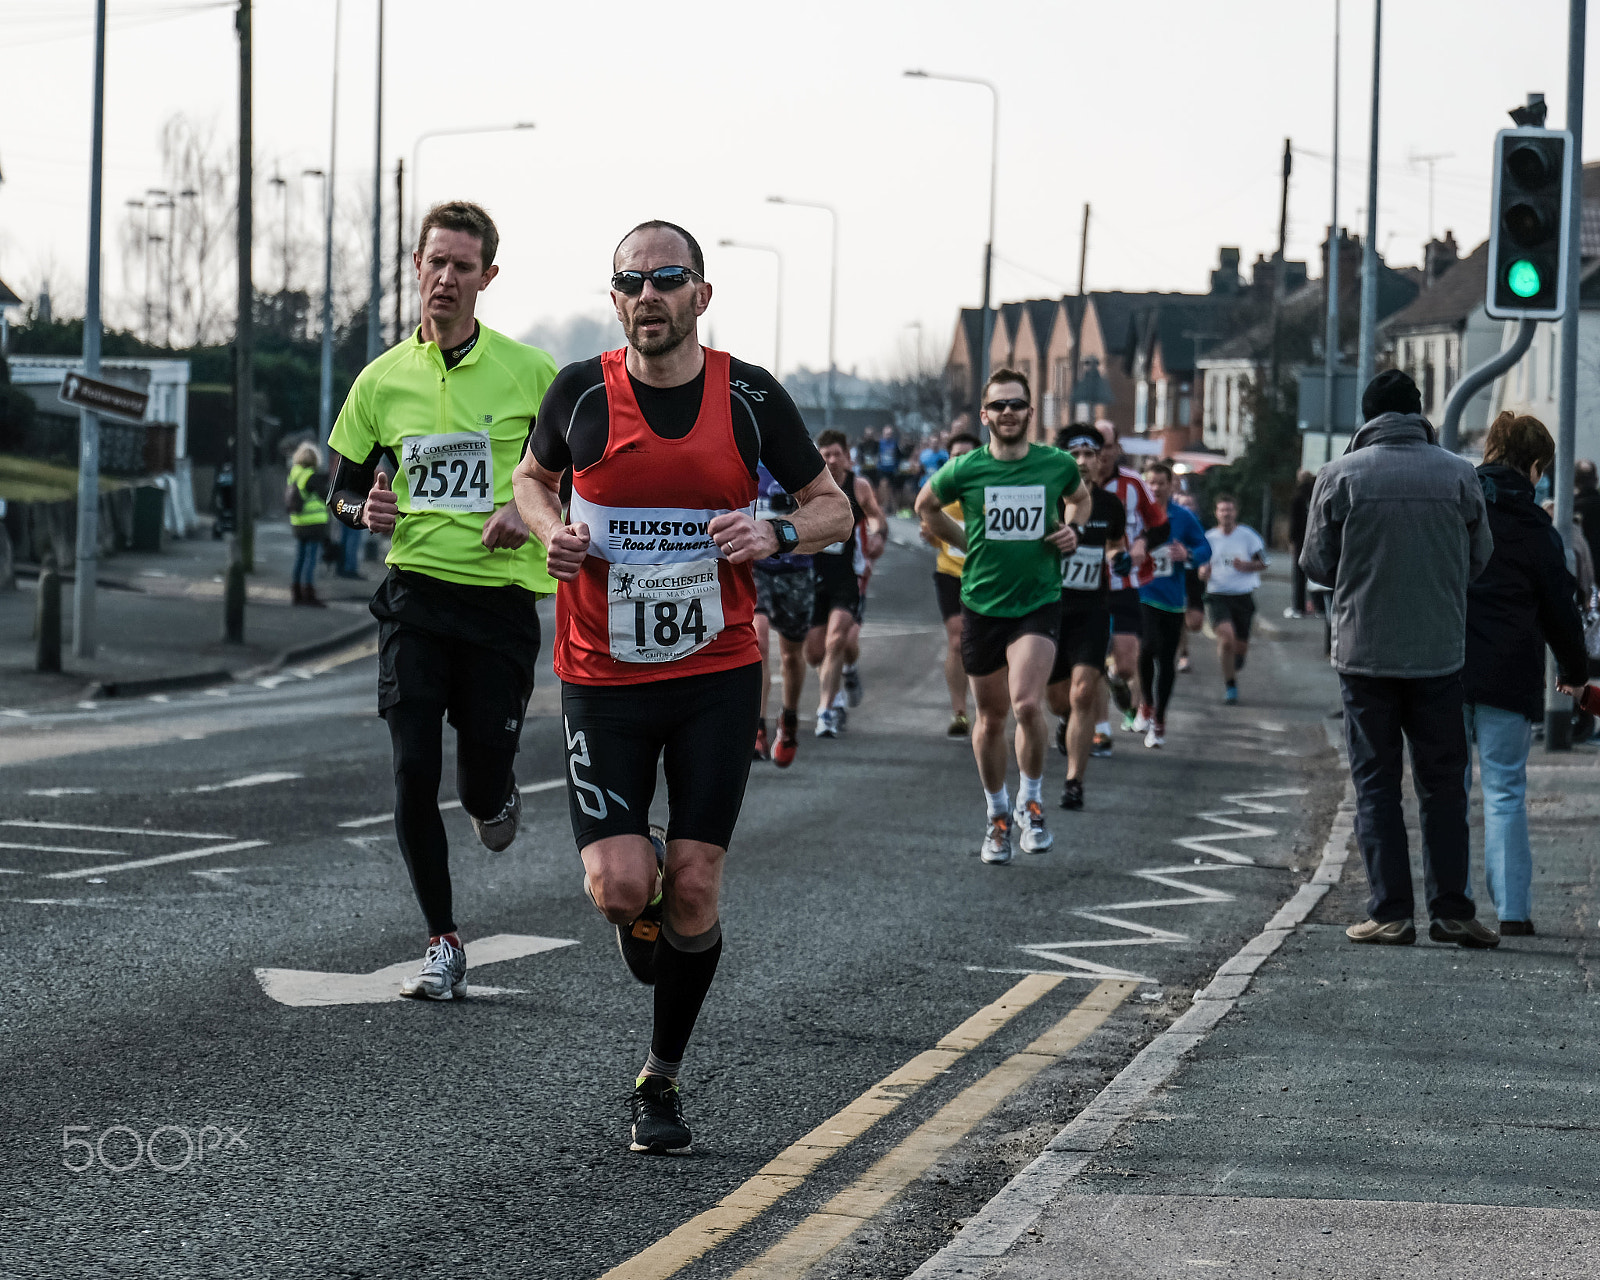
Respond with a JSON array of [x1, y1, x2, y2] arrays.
[[1138, 604, 1186, 723], [386, 701, 517, 937]]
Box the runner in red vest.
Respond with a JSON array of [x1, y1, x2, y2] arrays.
[[514, 220, 852, 1155]]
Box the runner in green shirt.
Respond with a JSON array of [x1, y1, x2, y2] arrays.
[[916, 368, 1091, 866], [326, 200, 557, 1001]]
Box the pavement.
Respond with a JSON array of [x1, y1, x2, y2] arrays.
[[0, 531, 1592, 1279], [0, 519, 380, 707]]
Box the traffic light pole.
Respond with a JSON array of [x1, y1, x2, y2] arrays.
[[1548, 0, 1585, 751], [1439, 317, 1535, 452]]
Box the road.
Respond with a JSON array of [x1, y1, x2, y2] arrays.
[[0, 538, 1343, 1279]]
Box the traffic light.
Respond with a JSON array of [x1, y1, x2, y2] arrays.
[[1486, 126, 1572, 320]]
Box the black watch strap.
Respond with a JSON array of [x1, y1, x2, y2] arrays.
[[767, 518, 799, 554]]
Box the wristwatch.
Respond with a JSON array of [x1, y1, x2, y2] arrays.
[[766, 518, 799, 554]]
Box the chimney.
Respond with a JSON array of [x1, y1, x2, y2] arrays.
[[37, 290, 52, 324], [1210, 247, 1242, 296], [1423, 231, 1459, 285]]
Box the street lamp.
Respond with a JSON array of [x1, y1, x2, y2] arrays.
[[905, 69, 998, 419], [767, 196, 836, 430], [717, 238, 783, 376], [269, 171, 289, 293], [125, 198, 148, 341], [172, 187, 196, 346], [147, 188, 172, 348], [317, 0, 342, 437]]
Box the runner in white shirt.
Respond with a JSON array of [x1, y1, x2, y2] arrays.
[[1199, 493, 1268, 705]]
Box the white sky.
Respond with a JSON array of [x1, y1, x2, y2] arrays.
[[2, 0, 1597, 377]]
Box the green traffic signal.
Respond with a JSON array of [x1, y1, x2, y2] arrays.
[[1507, 259, 1543, 299]]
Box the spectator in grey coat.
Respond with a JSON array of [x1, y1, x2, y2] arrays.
[[1300, 369, 1499, 949]]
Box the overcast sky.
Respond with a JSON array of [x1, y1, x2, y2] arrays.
[[2, 0, 1597, 378]]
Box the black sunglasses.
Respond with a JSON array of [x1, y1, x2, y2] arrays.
[[984, 398, 1031, 413], [611, 266, 701, 296]]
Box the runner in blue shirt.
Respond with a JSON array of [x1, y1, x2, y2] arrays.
[[1135, 460, 1211, 748]]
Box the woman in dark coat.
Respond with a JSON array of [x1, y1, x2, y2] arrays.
[[1463, 412, 1588, 935]]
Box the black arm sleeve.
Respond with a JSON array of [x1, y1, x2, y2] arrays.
[[1107, 497, 1127, 542], [730, 358, 824, 494], [530, 360, 600, 475], [1143, 519, 1171, 549], [328, 446, 382, 530]]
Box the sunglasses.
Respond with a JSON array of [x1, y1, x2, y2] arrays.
[[611, 266, 701, 296], [984, 398, 1031, 413]]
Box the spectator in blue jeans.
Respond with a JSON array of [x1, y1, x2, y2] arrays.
[[1300, 369, 1498, 949], [1463, 412, 1587, 936]]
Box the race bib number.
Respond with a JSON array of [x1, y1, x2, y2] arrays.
[[984, 485, 1046, 541], [608, 560, 724, 664], [401, 432, 493, 513], [1150, 546, 1176, 579], [1062, 545, 1103, 591]]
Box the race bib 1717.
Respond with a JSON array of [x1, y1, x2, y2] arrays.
[[1062, 544, 1103, 590]]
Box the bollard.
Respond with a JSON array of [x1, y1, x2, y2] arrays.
[[223, 559, 246, 643], [36, 565, 62, 673]]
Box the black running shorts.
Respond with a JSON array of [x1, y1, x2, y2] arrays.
[[1050, 598, 1111, 685], [933, 571, 962, 622], [1185, 567, 1205, 611], [754, 565, 815, 643], [1205, 592, 1256, 640], [377, 621, 533, 751], [560, 663, 762, 852], [811, 569, 862, 627], [1108, 587, 1143, 636], [960, 601, 1061, 679]]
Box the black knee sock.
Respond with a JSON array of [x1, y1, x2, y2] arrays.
[[387, 703, 455, 937], [646, 920, 723, 1079]]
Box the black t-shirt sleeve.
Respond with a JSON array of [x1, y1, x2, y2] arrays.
[[730, 357, 824, 494], [529, 357, 604, 474], [1105, 492, 1127, 542]]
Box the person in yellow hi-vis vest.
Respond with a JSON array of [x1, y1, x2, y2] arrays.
[[923, 431, 979, 736], [286, 442, 330, 607]]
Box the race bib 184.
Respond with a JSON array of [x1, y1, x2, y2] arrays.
[[1062, 544, 1103, 590], [401, 432, 493, 513], [608, 560, 725, 664], [983, 485, 1046, 541]]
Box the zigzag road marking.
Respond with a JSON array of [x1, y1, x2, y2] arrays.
[[998, 788, 1310, 984]]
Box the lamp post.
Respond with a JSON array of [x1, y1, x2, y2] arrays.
[[172, 186, 196, 345], [316, 0, 340, 437], [1323, 0, 1342, 465], [125, 198, 149, 341], [717, 238, 783, 376], [905, 69, 998, 420], [268, 171, 289, 292], [767, 196, 836, 429], [1354, 0, 1382, 412], [366, 0, 384, 362], [74, 0, 107, 658]]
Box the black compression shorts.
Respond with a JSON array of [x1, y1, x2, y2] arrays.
[[1108, 587, 1143, 637], [1050, 598, 1111, 684], [560, 663, 762, 851], [811, 570, 862, 627], [960, 601, 1060, 678], [1205, 592, 1256, 641], [377, 621, 534, 751], [934, 571, 962, 621], [1185, 568, 1205, 610]]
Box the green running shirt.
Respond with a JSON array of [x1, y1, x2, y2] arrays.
[[929, 443, 1082, 617], [329, 323, 558, 590]]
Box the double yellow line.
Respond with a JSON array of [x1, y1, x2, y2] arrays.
[[598, 975, 1135, 1280]]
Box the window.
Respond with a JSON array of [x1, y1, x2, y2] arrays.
[[1177, 394, 1192, 427], [1423, 360, 1435, 415]]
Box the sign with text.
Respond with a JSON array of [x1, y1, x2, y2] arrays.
[[58, 372, 149, 421]]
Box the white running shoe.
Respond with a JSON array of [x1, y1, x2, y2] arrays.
[[814, 709, 837, 739], [471, 785, 521, 853], [399, 935, 467, 1001], [1144, 724, 1165, 749], [981, 814, 1013, 864], [1012, 799, 1053, 854], [1132, 706, 1153, 733]]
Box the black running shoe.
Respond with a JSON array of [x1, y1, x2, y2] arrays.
[[617, 827, 668, 985], [630, 1075, 692, 1155], [1059, 777, 1084, 810], [1054, 718, 1068, 756], [1107, 670, 1133, 714]]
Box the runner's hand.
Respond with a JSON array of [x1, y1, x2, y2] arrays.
[[364, 471, 398, 535], [708, 511, 775, 564], [545, 522, 590, 581], [1045, 523, 1079, 554], [1168, 541, 1189, 563], [481, 502, 530, 551]]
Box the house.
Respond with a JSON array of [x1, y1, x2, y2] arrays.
[[0, 276, 21, 354]]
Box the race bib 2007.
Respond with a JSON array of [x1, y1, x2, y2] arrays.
[[1062, 545, 1103, 590], [608, 560, 725, 664], [401, 432, 493, 513], [983, 485, 1046, 541]]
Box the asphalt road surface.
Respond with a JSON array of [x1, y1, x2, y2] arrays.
[[0, 539, 1343, 1279]]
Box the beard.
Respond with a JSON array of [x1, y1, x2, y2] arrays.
[[989, 415, 1031, 444], [625, 303, 696, 357]]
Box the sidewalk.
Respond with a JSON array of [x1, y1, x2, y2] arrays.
[[0, 520, 378, 708], [918, 673, 1600, 1275]]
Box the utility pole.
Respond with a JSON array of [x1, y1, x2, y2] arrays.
[[1071, 202, 1089, 418], [1549, 0, 1587, 751], [1355, 0, 1382, 411], [319, 0, 342, 438], [366, 0, 384, 363], [1322, 0, 1342, 465], [232, 0, 255, 595], [393, 158, 404, 346], [74, 0, 107, 658], [1268, 140, 1292, 399]]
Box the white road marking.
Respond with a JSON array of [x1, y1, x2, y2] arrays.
[[77, 701, 97, 710], [190, 771, 303, 793], [254, 933, 579, 1006], [25, 788, 98, 797], [0, 840, 128, 857], [45, 839, 268, 880], [335, 777, 565, 828], [147, 694, 170, 703], [190, 867, 244, 884], [2, 819, 232, 839]]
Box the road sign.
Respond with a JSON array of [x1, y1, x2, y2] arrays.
[[58, 372, 149, 421]]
